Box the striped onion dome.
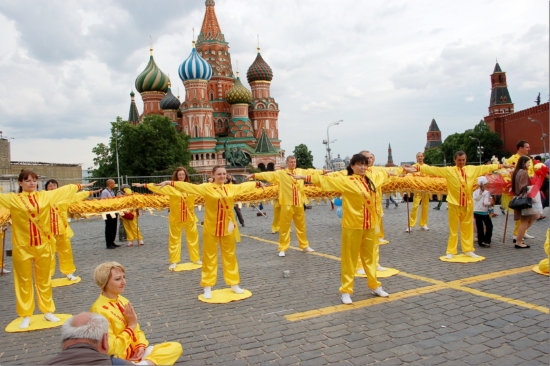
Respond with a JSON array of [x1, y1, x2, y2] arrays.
[[226, 74, 252, 104], [178, 42, 212, 82], [159, 85, 181, 110], [135, 49, 170, 93], [247, 49, 273, 83]]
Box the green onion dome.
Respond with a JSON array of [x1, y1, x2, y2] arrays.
[[247, 48, 273, 83], [135, 49, 170, 93], [226, 74, 252, 104]]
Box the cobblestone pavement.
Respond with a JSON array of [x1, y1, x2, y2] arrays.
[[0, 202, 548, 365]]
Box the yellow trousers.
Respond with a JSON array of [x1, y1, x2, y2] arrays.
[[271, 205, 280, 233], [357, 242, 381, 270], [50, 234, 76, 277], [121, 218, 143, 241], [168, 220, 200, 264], [143, 342, 183, 365], [341, 228, 380, 293], [200, 233, 239, 287], [446, 204, 475, 255], [410, 193, 430, 227], [13, 244, 55, 317], [278, 205, 309, 252], [377, 219, 385, 239]]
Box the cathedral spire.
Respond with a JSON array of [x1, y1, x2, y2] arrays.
[[197, 0, 225, 43]]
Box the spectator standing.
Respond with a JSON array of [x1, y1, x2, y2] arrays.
[[473, 176, 493, 248], [101, 180, 120, 249]]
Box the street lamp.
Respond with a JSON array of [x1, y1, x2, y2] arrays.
[[112, 124, 121, 188], [528, 117, 548, 158], [469, 136, 483, 165], [324, 120, 343, 170]]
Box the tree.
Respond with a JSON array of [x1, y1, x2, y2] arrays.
[[293, 144, 315, 169], [423, 148, 445, 165], [90, 115, 192, 177]]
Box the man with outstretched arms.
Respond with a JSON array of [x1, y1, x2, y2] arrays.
[[406, 152, 431, 232]]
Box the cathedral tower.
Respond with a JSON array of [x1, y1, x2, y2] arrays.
[[135, 48, 169, 118]]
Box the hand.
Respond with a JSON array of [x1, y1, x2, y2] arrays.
[[123, 302, 138, 330], [322, 170, 332, 175], [287, 173, 306, 180], [132, 183, 144, 188], [91, 189, 102, 194], [257, 181, 266, 189], [82, 181, 97, 188], [129, 347, 145, 361], [502, 164, 512, 169], [155, 181, 171, 187], [244, 174, 254, 180]]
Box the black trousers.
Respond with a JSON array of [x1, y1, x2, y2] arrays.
[[105, 214, 118, 247], [474, 213, 493, 245], [234, 206, 244, 226]]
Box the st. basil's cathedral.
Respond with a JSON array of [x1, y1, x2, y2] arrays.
[[128, 0, 284, 174]]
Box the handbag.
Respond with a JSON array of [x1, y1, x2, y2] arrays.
[[122, 212, 134, 220], [508, 195, 532, 210]]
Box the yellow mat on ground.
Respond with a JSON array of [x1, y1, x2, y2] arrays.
[[532, 265, 549, 276], [378, 240, 389, 245], [5, 314, 72, 333], [439, 254, 486, 263], [355, 267, 400, 278], [198, 289, 252, 304], [51, 277, 81, 287], [170, 263, 202, 272]]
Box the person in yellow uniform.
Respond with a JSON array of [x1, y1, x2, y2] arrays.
[[91, 262, 183, 365], [151, 166, 264, 299], [403, 151, 508, 258], [44, 179, 100, 280], [117, 186, 144, 247], [538, 229, 549, 273], [0, 170, 95, 329], [505, 140, 536, 243], [406, 152, 431, 232], [134, 168, 199, 269], [246, 155, 324, 257], [290, 154, 389, 304]]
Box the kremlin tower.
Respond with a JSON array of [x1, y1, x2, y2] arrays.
[[130, 0, 283, 173]]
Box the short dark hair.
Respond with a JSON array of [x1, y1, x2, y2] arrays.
[[516, 140, 528, 150], [18, 170, 38, 193], [44, 179, 59, 190], [453, 151, 466, 159]]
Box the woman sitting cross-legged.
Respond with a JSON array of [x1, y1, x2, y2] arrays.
[[90, 262, 183, 365]]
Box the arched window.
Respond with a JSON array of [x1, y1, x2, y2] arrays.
[[210, 92, 214, 101], [267, 163, 275, 171], [258, 163, 266, 172], [194, 125, 198, 137]]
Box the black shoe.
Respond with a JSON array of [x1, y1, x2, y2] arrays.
[[513, 239, 517, 243], [479, 242, 491, 248], [433, 207, 440, 210], [112, 243, 121, 247], [241, 223, 245, 227], [106, 245, 117, 249], [515, 244, 530, 249]]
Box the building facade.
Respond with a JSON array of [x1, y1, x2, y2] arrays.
[[131, 0, 284, 173]]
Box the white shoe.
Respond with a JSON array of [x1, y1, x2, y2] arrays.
[[231, 285, 244, 294], [278, 251, 286, 257], [169, 263, 177, 270], [1, 268, 10, 274], [405, 227, 411, 233], [303, 247, 315, 252], [203, 287, 212, 299], [44, 312, 60, 322], [356, 269, 366, 275], [20, 316, 31, 329], [138, 240, 144, 246], [378, 238, 386, 243], [523, 234, 535, 239], [127, 241, 134, 247], [66, 274, 77, 281], [341, 293, 352, 304], [445, 253, 453, 259], [421, 225, 429, 231], [193, 260, 202, 265], [377, 265, 387, 271], [464, 251, 479, 258], [372, 286, 389, 297]]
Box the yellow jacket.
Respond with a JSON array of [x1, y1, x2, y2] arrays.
[[172, 181, 259, 237], [90, 294, 148, 360], [50, 190, 91, 237], [418, 164, 501, 207], [506, 154, 535, 177], [0, 184, 81, 247], [310, 174, 377, 230], [255, 168, 323, 206], [145, 184, 197, 223]]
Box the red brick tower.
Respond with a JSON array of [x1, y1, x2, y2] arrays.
[[196, 0, 234, 137], [484, 62, 515, 137], [385, 143, 396, 167], [424, 118, 442, 151]]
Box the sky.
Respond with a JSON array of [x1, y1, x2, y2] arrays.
[[0, 0, 548, 170]]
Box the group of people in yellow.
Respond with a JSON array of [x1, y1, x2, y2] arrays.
[[1, 140, 547, 364]]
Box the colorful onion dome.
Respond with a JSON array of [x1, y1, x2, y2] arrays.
[[226, 74, 252, 104], [179, 42, 212, 82], [135, 49, 170, 93], [247, 48, 273, 83], [159, 85, 181, 110]]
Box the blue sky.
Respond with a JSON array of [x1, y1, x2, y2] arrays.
[[0, 0, 547, 169]]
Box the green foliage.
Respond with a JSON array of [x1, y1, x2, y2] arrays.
[[425, 120, 507, 165], [293, 144, 315, 169], [89, 115, 192, 177]]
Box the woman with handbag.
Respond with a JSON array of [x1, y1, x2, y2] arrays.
[[117, 186, 144, 247], [511, 156, 540, 248]]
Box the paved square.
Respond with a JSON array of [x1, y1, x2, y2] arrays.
[[0, 202, 548, 365]]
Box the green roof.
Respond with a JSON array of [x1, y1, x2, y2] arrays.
[[255, 128, 276, 153]]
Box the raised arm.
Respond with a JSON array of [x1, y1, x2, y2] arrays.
[[137, 182, 185, 197], [251, 171, 279, 184], [172, 181, 205, 196], [0, 193, 12, 210]]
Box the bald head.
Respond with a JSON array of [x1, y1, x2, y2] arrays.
[[106, 179, 115, 189], [61, 312, 109, 353]]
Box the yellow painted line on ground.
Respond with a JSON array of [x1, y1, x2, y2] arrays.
[[241, 234, 342, 261], [446, 265, 533, 286], [285, 284, 445, 321], [397, 271, 446, 285]]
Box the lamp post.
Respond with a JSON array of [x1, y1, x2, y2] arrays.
[[469, 136, 483, 165], [528, 117, 548, 158], [112, 124, 121, 188], [324, 120, 343, 170]]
